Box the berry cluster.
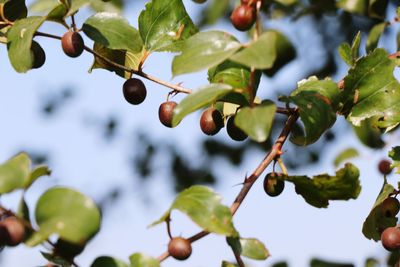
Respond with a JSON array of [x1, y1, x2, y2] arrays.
[[380, 196, 400, 251]]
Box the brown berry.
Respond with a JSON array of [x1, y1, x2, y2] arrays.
[[200, 108, 224, 136], [227, 116, 247, 141], [61, 31, 84, 58], [230, 5, 256, 31], [263, 172, 285, 197], [31, 41, 46, 69], [123, 78, 147, 105], [0, 217, 25, 246], [381, 197, 400, 217], [159, 101, 177, 128], [168, 237, 192, 261], [381, 226, 400, 251], [378, 159, 392, 175]]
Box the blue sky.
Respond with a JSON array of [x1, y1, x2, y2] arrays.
[[0, 1, 398, 266]]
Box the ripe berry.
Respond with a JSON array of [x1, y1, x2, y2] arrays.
[[61, 31, 84, 58], [0, 217, 25, 246], [381, 197, 400, 217], [378, 159, 392, 175], [168, 237, 192, 261], [31, 41, 46, 69], [381, 226, 400, 251], [123, 78, 147, 105], [227, 116, 247, 141], [263, 172, 285, 197], [230, 4, 256, 31], [159, 101, 177, 128], [200, 108, 224, 136], [192, 0, 207, 3]]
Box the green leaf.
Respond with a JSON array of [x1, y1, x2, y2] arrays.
[[129, 253, 160, 267], [389, 147, 400, 174], [171, 84, 233, 127], [333, 148, 359, 167], [286, 163, 361, 208], [7, 16, 46, 73], [0, 153, 30, 194], [89, 0, 124, 14], [362, 181, 396, 241], [67, 0, 91, 16], [89, 43, 144, 79], [234, 101, 277, 142], [310, 258, 354, 267], [208, 60, 261, 105], [340, 49, 400, 129], [368, 0, 388, 19], [366, 22, 386, 53], [27, 165, 51, 189], [91, 256, 129, 267], [221, 261, 239, 267], [271, 262, 289, 267], [41, 251, 72, 267], [288, 77, 339, 145], [151, 185, 238, 237], [351, 31, 361, 60], [365, 258, 379, 267], [82, 12, 143, 53], [352, 118, 384, 149], [230, 32, 277, 69], [338, 43, 353, 66], [172, 31, 242, 76], [227, 237, 270, 260], [263, 30, 296, 77], [138, 0, 197, 52], [337, 0, 367, 16], [26, 187, 101, 246], [17, 197, 30, 222]]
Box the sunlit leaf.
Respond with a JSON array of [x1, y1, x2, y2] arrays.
[[151, 185, 238, 237]]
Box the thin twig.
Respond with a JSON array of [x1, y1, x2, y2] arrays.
[[232, 248, 246, 267]]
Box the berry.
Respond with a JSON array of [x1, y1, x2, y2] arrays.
[[159, 101, 177, 128], [192, 0, 207, 3], [230, 4, 256, 31], [54, 239, 85, 259], [61, 31, 84, 58], [168, 237, 192, 261], [123, 78, 147, 105], [381, 226, 400, 251], [0, 217, 25, 246], [381, 197, 400, 217], [31, 41, 46, 69], [226, 116, 247, 141], [263, 172, 285, 197], [200, 108, 224, 136], [378, 159, 392, 175]]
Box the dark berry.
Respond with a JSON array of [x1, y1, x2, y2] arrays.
[[263, 172, 285, 197], [0, 217, 25, 246], [227, 116, 247, 141], [123, 78, 147, 105], [230, 4, 256, 31], [378, 159, 392, 175], [192, 0, 207, 3], [168, 237, 192, 261], [381, 197, 400, 217], [54, 239, 85, 259], [200, 108, 224, 136], [31, 41, 46, 69], [381, 226, 400, 251], [159, 101, 177, 128], [61, 31, 84, 58]]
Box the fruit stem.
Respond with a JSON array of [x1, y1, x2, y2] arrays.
[[277, 157, 288, 176], [232, 248, 245, 267]]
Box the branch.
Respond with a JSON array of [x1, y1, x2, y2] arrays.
[[232, 248, 246, 267], [157, 109, 299, 262]]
